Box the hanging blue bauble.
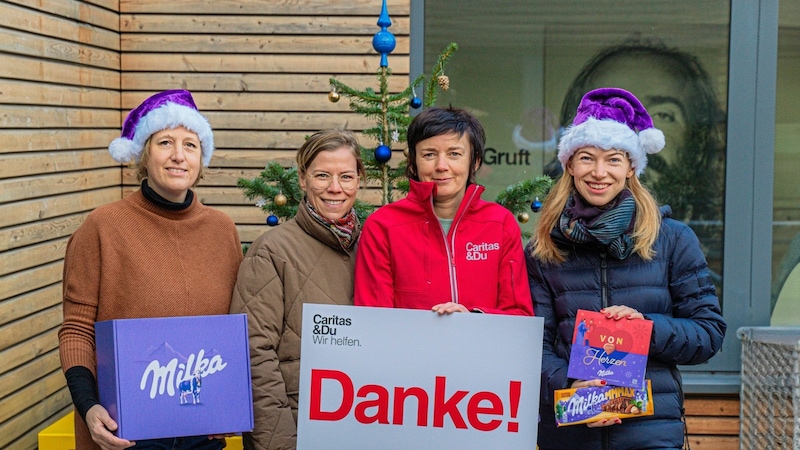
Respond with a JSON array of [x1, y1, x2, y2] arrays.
[[374, 145, 392, 163], [531, 197, 543, 213], [410, 96, 422, 109], [266, 214, 279, 226]]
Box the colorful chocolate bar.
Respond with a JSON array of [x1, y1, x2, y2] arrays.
[[554, 380, 653, 426]]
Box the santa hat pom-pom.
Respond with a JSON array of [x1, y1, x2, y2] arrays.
[[108, 137, 140, 164], [638, 127, 665, 155]]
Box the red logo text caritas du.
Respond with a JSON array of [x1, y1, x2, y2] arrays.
[[309, 369, 521, 432]]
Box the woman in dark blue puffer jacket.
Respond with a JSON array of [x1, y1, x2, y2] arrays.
[[527, 87, 726, 450]]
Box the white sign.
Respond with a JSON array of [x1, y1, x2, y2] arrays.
[[297, 304, 544, 450]]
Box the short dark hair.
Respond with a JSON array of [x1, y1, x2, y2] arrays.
[[405, 106, 486, 184]]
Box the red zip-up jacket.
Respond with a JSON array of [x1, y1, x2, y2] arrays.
[[354, 180, 533, 315]]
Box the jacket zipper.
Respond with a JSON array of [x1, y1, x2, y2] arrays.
[[433, 188, 479, 304], [601, 250, 609, 450], [600, 252, 609, 309], [431, 197, 459, 304]]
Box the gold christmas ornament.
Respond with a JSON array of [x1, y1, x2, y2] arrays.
[[403, 147, 409, 157], [274, 193, 288, 206], [437, 75, 450, 91], [517, 212, 530, 223], [328, 91, 340, 103]]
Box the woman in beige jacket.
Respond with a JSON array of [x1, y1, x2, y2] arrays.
[[230, 129, 364, 450]]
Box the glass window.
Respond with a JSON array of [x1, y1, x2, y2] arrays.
[[771, 2, 800, 325], [424, 1, 729, 300]]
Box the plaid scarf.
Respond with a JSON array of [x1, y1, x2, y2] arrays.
[[305, 201, 358, 250], [553, 189, 636, 260]]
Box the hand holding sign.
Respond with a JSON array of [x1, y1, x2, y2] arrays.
[[297, 304, 544, 449]]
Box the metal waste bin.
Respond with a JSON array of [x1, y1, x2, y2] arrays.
[[738, 326, 800, 449]]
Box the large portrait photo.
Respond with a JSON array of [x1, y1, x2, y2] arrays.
[[424, 0, 729, 295]]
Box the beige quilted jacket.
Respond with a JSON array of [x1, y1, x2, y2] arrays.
[[230, 200, 359, 450]]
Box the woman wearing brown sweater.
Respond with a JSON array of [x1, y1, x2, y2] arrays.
[[58, 90, 243, 450]]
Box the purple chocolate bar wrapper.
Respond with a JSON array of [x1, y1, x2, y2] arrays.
[[554, 381, 653, 426]]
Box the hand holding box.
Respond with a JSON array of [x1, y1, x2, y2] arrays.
[[95, 314, 254, 441]]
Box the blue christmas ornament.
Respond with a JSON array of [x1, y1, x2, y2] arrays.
[[372, 0, 395, 67], [374, 145, 392, 163], [531, 197, 543, 213], [410, 96, 422, 109], [266, 214, 279, 226]]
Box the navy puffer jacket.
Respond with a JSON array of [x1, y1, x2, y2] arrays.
[[527, 207, 726, 450]]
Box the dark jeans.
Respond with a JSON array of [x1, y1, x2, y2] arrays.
[[132, 435, 225, 450]]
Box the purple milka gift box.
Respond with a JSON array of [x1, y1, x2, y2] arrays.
[[95, 314, 254, 440]]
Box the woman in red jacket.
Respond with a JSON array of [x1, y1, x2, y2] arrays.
[[354, 106, 533, 316]]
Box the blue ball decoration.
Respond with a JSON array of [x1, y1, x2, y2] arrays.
[[266, 214, 279, 226], [531, 198, 543, 213], [372, 30, 397, 56], [373, 0, 396, 68], [374, 145, 392, 164], [410, 96, 422, 109]]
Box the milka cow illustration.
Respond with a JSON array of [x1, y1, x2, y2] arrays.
[[179, 371, 202, 404]]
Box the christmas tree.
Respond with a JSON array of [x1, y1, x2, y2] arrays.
[[494, 176, 555, 238], [238, 0, 457, 227], [238, 0, 553, 233]]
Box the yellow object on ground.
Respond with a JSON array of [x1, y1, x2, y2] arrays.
[[38, 411, 243, 450]]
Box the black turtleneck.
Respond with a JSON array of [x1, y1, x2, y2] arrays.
[[141, 178, 194, 210]]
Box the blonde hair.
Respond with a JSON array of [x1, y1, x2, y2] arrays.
[[134, 134, 207, 187], [531, 171, 661, 264]]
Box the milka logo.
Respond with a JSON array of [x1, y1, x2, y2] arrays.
[[465, 241, 499, 261], [565, 386, 637, 416], [139, 349, 227, 399], [565, 389, 607, 416]]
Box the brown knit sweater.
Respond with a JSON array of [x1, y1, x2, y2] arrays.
[[58, 189, 243, 449]]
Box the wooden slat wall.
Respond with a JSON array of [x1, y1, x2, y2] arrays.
[[0, 0, 121, 448], [119, 0, 411, 243], [0, 0, 410, 448], [0, 1, 743, 449], [686, 395, 740, 449]]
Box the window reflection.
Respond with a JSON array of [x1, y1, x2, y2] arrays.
[[424, 1, 729, 300], [771, 9, 800, 325]]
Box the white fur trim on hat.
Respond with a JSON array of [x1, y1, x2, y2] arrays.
[[108, 102, 215, 166], [557, 117, 664, 177], [108, 136, 141, 165]]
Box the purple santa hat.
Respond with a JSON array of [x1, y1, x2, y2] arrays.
[[557, 87, 665, 177], [108, 89, 215, 167]]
